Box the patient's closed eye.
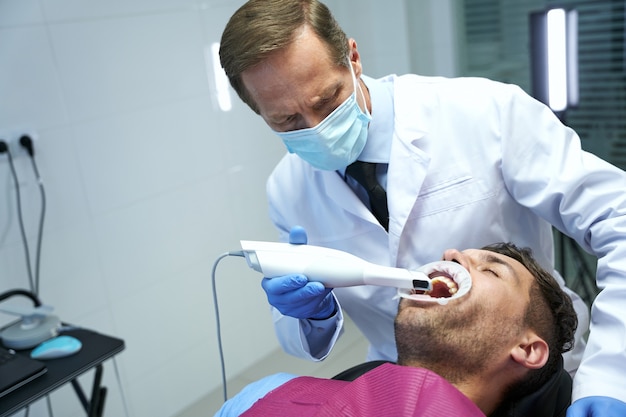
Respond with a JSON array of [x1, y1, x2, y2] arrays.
[[481, 267, 500, 278]]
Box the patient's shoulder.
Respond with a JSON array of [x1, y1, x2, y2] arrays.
[[214, 373, 297, 417]]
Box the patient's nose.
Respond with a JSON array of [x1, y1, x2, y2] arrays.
[[442, 249, 469, 271]]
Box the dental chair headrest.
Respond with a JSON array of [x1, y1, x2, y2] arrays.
[[492, 355, 572, 417]]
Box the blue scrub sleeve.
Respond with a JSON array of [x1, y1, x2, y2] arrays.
[[303, 312, 341, 358], [213, 373, 298, 416]]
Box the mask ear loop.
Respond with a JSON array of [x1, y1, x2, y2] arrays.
[[348, 59, 371, 119]]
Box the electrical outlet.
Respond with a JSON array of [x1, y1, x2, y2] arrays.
[[0, 128, 38, 159]]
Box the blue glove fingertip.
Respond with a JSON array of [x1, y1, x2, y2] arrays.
[[262, 274, 306, 294], [567, 396, 626, 417], [306, 280, 327, 294], [291, 274, 309, 287], [288, 225, 308, 245]]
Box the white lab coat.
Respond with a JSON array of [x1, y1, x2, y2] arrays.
[[266, 74, 626, 403]]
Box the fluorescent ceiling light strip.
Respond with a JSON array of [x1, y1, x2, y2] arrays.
[[547, 8, 568, 112]]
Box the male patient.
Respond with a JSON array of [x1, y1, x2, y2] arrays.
[[215, 243, 578, 416]]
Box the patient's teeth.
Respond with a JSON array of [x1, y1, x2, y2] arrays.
[[425, 273, 460, 298]]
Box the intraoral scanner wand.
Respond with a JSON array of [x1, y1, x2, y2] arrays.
[[240, 241, 433, 291]]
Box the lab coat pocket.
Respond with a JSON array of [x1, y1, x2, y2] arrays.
[[411, 174, 495, 218]]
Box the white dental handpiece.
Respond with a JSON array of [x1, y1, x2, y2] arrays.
[[240, 240, 432, 291]]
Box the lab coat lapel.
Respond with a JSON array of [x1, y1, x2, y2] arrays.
[[387, 131, 430, 258], [324, 171, 376, 221], [387, 76, 433, 263]]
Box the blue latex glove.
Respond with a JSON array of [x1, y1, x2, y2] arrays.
[[567, 396, 626, 417], [260, 226, 337, 320]]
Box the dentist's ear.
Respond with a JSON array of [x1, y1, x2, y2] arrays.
[[511, 332, 549, 370], [348, 39, 362, 75]]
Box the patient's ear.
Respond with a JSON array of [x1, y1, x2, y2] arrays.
[[511, 333, 549, 370]]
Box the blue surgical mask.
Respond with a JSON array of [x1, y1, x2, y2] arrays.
[[273, 65, 371, 171]]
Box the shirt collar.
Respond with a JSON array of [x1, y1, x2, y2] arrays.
[[357, 74, 394, 164]]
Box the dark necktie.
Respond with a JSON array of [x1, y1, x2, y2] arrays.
[[346, 161, 389, 231]]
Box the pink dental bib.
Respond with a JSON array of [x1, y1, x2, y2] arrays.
[[242, 363, 485, 417]]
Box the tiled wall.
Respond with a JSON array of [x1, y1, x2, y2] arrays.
[[0, 0, 453, 415]]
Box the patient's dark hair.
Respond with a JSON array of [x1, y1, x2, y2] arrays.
[[483, 243, 578, 416]]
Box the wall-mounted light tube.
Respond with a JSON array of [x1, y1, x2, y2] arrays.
[[530, 8, 578, 114], [206, 42, 232, 112], [547, 8, 568, 112], [566, 10, 579, 108]]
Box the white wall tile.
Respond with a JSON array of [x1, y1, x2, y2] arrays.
[[112, 258, 278, 416], [0, 0, 44, 27], [0, 25, 68, 128], [93, 176, 231, 299], [197, 1, 241, 45], [406, 0, 460, 77], [40, 0, 198, 23], [324, 0, 411, 78], [30, 126, 91, 231], [128, 344, 211, 417], [71, 96, 224, 214], [215, 105, 286, 180], [38, 223, 108, 322], [0, 165, 29, 250], [49, 11, 209, 122], [0, 243, 34, 313]]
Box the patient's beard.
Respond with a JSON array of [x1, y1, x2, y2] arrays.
[[394, 301, 524, 385]]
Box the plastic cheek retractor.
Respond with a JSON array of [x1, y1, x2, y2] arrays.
[[396, 261, 472, 305]]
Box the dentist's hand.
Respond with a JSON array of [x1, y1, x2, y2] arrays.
[[567, 396, 626, 417], [261, 226, 337, 320], [262, 274, 335, 319]]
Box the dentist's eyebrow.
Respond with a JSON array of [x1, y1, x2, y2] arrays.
[[311, 81, 342, 110]]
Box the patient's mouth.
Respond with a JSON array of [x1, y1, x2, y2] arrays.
[[397, 260, 471, 305], [412, 272, 459, 298]]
